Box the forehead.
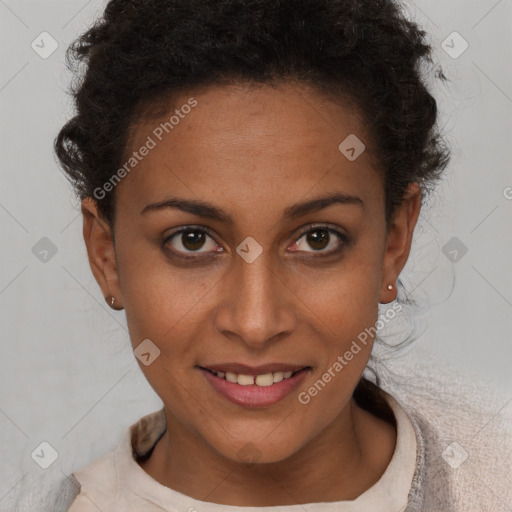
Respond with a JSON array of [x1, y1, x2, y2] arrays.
[[115, 82, 383, 218]]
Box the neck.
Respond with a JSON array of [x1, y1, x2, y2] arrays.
[[138, 397, 396, 506]]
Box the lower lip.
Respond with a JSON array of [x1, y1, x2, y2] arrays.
[[199, 367, 310, 408]]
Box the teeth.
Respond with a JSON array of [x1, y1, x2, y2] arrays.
[[273, 372, 284, 383], [237, 374, 255, 386], [213, 369, 302, 386], [225, 372, 238, 383], [255, 373, 274, 386]]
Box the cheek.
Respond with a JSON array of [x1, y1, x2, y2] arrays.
[[294, 270, 380, 420], [291, 241, 383, 390], [293, 249, 382, 339], [115, 242, 212, 360], [304, 275, 378, 378], [118, 258, 213, 407]]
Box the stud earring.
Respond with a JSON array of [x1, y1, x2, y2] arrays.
[[380, 283, 396, 304], [106, 295, 123, 310]]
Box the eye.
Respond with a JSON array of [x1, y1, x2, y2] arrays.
[[289, 224, 347, 255], [163, 226, 222, 259]]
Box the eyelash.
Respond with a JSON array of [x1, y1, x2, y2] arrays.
[[162, 224, 348, 261]]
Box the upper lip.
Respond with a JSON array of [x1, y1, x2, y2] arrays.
[[199, 363, 310, 375]]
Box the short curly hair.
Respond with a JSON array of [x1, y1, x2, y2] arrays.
[[55, 0, 450, 230]]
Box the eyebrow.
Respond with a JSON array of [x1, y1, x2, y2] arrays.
[[140, 192, 363, 224]]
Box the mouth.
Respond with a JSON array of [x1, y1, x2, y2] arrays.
[[199, 365, 310, 386], [197, 364, 312, 408]]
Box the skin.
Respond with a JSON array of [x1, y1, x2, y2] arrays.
[[81, 81, 421, 506]]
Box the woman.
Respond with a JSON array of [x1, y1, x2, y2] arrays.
[[13, 0, 511, 510]]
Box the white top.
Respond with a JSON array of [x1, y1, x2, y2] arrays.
[[68, 390, 417, 512]]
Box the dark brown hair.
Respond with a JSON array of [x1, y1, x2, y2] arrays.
[[55, 0, 450, 231]]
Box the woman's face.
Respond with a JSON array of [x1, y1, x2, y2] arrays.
[[83, 82, 420, 464]]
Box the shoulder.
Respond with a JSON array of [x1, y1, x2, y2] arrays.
[[67, 409, 166, 510], [9, 466, 80, 512], [67, 492, 108, 512], [67, 451, 118, 511], [9, 443, 120, 511], [378, 352, 512, 511]]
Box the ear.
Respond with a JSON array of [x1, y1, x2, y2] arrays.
[[81, 197, 123, 308], [380, 182, 422, 303]]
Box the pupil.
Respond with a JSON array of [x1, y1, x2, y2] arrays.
[[307, 229, 329, 250], [183, 231, 205, 251]]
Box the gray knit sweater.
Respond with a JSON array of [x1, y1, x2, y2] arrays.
[[9, 357, 512, 511]]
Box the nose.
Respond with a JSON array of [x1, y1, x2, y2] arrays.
[[213, 248, 297, 350]]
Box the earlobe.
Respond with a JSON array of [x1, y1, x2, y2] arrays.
[[379, 182, 422, 304], [81, 197, 123, 309]]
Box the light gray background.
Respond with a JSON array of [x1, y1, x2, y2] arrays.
[[1, 0, 511, 508]]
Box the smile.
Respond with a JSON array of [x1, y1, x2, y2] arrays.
[[202, 367, 304, 386], [198, 366, 311, 408]]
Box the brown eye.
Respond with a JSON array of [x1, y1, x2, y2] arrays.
[[181, 230, 207, 251], [290, 225, 347, 255], [164, 227, 221, 257], [306, 228, 330, 251]]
